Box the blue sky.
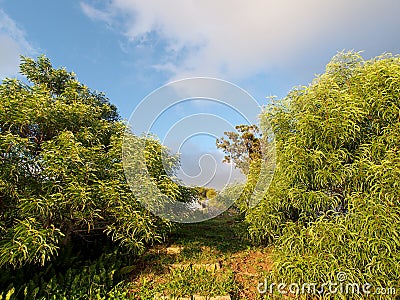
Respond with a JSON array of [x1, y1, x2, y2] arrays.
[[1, 0, 400, 188]]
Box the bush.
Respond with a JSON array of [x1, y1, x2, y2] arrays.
[[0, 245, 134, 299], [246, 52, 400, 298], [0, 56, 184, 267]]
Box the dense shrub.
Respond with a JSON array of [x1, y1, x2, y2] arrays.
[[0, 56, 184, 267], [0, 245, 134, 299], [246, 52, 400, 298]]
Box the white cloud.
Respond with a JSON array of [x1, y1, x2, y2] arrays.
[[175, 143, 245, 190], [81, 0, 400, 80], [0, 10, 35, 79], [80, 2, 113, 25]]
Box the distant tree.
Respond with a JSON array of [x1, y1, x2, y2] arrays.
[[192, 186, 216, 200], [205, 188, 217, 199], [216, 124, 261, 174]]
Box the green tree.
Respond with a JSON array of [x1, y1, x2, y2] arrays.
[[216, 124, 275, 214], [246, 52, 400, 296], [0, 56, 180, 267], [216, 124, 261, 174]]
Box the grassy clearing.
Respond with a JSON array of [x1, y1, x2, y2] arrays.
[[128, 209, 273, 299], [0, 209, 273, 299]]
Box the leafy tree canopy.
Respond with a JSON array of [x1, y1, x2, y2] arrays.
[[246, 51, 400, 292], [216, 124, 261, 175], [0, 56, 182, 267]]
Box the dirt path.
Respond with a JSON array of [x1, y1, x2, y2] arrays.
[[128, 209, 273, 299]]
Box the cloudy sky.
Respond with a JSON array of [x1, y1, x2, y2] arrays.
[[1, 0, 399, 188]]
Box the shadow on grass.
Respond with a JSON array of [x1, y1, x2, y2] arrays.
[[129, 209, 251, 280], [169, 209, 252, 255]]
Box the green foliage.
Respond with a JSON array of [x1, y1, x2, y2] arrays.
[[216, 124, 261, 174], [0, 218, 63, 267], [0, 56, 182, 267], [216, 123, 275, 215], [160, 267, 235, 298], [130, 267, 235, 300], [0, 246, 134, 299], [234, 158, 262, 214], [206, 188, 217, 199], [193, 186, 217, 200], [144, 137, 197, 203], [246, 51, 400, 298]]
